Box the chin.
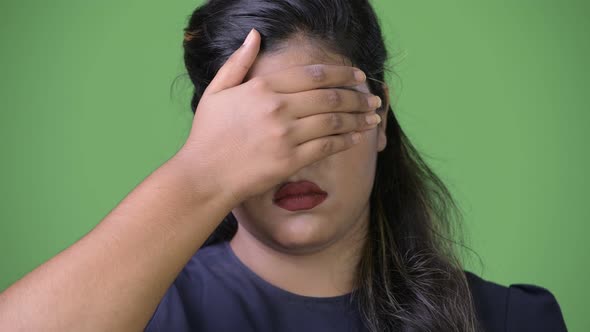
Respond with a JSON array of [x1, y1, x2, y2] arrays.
[[268, 218, 335, 255], [233, 204, 348, 255]]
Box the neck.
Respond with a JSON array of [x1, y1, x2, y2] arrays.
[[229, 209, 369, 298]]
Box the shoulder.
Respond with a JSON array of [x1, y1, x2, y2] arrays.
[[464, 270, 568, 332]]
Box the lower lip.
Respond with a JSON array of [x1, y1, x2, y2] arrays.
[[273, 193, 327, 211]]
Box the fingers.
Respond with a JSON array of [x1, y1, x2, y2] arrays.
[[283, 88, 382, 118], [204, 29, 261, 95], [291, 112, 381, 144], [293, 130, 369, 167], [254, 64, 367, 94]]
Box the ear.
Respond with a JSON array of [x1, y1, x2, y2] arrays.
[[377, 83, 389, 152]]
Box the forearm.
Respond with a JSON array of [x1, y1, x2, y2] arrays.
[[0, 151, 234, 331]]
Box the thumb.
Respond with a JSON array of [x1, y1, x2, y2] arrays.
[[204, 28, 261, 95]]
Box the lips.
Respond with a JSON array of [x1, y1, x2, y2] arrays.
[[273, 180, 328, 211], [273, 180, 327, 200]]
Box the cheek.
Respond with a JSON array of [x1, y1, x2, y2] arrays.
[[340, 128, 379, 173], [230, 129, 379, 246], [329, 132, 379, 204]]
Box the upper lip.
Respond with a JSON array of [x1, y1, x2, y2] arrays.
[[273, 180, 327, 201]]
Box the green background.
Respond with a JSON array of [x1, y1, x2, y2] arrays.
[[1, 0, 587, 330]]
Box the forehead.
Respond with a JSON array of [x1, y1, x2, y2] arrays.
[[245, 36, 370, 93]]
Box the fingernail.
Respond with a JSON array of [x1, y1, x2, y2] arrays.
[[368, 95, 382, 109], [352, 132, 362, 144], [365, 114, 381, 125], [243, 28, 255, 46], [354, 69, 366, 82]]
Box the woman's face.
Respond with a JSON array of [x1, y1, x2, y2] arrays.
[[231, 36, 388, 254]]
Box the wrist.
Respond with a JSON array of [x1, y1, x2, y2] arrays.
[[166, 147, 240, 209]]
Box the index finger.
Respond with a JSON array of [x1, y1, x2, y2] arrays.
[[254, 64, 366, 94]]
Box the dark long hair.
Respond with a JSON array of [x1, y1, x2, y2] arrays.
[[181, 0, 482, 330]]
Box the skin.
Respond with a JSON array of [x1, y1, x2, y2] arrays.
[[0, 29, 389, 331], [230, 34, 390, 297]]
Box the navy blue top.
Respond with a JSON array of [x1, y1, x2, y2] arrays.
[[144, 241, 567, 331]]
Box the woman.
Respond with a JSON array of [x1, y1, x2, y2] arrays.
[[0, 0, 567, 331]]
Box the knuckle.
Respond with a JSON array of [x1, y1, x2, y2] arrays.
[[224, 57, 236, 68], [238, 63, 250, 74], [361, 93, 372, 110], [249, 77, 270, 92], [325, 113, 344, 130], [324, 90, 342, 108], [264, 97, 285, 114], [358, 113, 369, 127], [305, 64, 327, 82], [320, 139, 334, 154], [270, 124, 290, 139]]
